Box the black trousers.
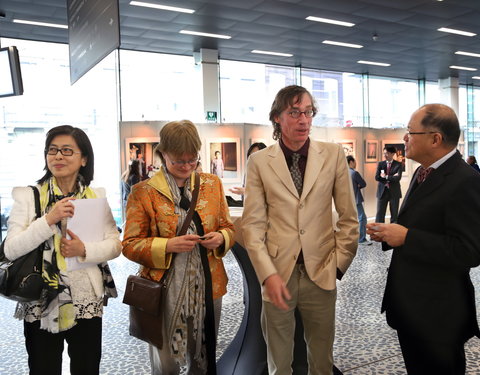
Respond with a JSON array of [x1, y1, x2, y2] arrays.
[[375, 188, 399, 223], [24, 317, 102, 375], [397, 330, 466, 375]]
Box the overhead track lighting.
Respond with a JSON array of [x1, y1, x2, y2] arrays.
[[449, 65, 477, 71]]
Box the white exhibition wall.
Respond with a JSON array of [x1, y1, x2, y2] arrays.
[[120, 121, 463, 220]]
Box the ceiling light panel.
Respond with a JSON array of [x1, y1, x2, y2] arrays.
[[438, 27, 476, 37], [322, 40, 363, 49], [357, 60, 391, 67], [179, 30, 231, 39], [449, 65, 477, 71], [251, 50, 293, 57], [130, 1, 195, 13], [13, 19, 68, 29], [306, 16, 354, 27], [455, 51, 480, 58]]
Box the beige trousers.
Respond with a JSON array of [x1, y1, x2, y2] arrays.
[[149, 298, 222, 375], [261, 264, 336, 375]]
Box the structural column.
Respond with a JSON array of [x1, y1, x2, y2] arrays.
[[438, 77, 459, 115], [196, 48, 221, 122]]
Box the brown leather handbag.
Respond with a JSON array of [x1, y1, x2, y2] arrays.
[[123, 173, 200, 349]]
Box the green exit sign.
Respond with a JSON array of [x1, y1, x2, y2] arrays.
[[206, 111, 217, 122]]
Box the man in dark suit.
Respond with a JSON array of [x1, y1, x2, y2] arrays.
[[375, 146, 402, 223], [367, 103, 480, 374]]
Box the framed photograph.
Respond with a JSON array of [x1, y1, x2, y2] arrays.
[[382, 140, 408, 176], [365, 140, 378, 163], [125, 137, 161, 178], [335, 139, 356, 159], [206, 138, 241, 183]]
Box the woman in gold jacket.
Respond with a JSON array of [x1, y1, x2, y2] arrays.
[[122, 120, 234, 375]]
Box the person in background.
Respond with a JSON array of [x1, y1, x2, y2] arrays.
[[466, 155, 480, 173], [121, 159, 141, 209], [375, 146, 403, 223], [367, 104, 480, 374], [122, 120, 235, 375], [242, 85, 358, 374], [229, 142, 267, 196], [210, 150, 224, 178], [4, 125, 121, 375], [347, 155, 370, 245]]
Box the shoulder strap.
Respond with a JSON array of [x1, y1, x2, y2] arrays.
[[29, 186, 41, 219], [177, 173, 200, 236]]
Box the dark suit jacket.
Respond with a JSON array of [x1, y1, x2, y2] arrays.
[[382, 151, 480, 343], [375, 160, 403, 198], [349, 168, 366, 205]]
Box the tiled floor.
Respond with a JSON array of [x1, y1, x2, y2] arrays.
[[1, 242, 480, 374]]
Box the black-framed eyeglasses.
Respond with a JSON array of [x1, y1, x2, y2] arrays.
[[46, 146, 81, 156], [287, 109, 316, 119]]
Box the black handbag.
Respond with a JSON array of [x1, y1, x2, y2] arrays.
[[0, 186, 45, 302], [123, 173, 200, 349]]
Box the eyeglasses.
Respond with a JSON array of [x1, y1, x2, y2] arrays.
[[169, 156, 200, 166], [287, 109, 316, 119], [406, 131, 437, 136], [46, 146, 81, 156]]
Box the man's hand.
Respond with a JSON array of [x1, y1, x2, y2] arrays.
[[366, 223, 408, 247], [264, 273, 291, 311]]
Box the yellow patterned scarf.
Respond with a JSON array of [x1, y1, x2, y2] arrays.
[[38, 177, 96, 333]]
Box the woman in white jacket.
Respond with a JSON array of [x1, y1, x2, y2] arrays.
[[4, 125, 121, 375]]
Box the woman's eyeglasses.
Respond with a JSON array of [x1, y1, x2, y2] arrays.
[[46, 147, 81, 156]]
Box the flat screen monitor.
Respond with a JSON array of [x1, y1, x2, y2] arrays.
[[0, 46, 24, 98]]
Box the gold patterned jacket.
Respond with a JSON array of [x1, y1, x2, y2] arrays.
[[122, 169, 235, 299]]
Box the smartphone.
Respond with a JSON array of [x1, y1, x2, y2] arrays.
[[198, 236, 207, 240]]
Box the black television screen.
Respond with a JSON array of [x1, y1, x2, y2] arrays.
[[0, 46, 24, 98]]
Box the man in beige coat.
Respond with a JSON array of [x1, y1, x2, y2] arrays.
[[242, 85, 358, 374]]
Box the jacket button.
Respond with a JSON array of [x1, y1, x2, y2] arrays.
[[300, 229, 305, 235], [299, 203, 304, 209]]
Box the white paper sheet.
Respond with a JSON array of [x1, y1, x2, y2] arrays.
[[65, 198, 107, 271]]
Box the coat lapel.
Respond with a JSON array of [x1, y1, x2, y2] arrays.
[[302, 141, 324, 201], [268, 143, 300, 198], [399, 153, 459, 215]]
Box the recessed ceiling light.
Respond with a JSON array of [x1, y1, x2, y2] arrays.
[[130, 1, 195, 13], [13, 19, 68, 29], [357, 60, 391, 67], [438, 27, 476, 37], [455, 51, 480, 58], [449, 65, 477, 71], [472, 76, 480, 80], [179, 30, 231, 39], [251, 50, 293, 57], [306, 16, 354, 27], [322, 40, 363, 49]]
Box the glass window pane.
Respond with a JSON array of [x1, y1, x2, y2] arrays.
[[301, 70, 363, 127], [0, 38, 121, 229], [220, 60, 295, 124], [120, 50, 203, 122], [368, 77, 419, 129]]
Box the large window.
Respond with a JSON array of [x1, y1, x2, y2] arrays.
[[0, 38, 120, 230], [301, 70, 363, 127], [220, 60, 295, 124], [368, 77, 419, 128], [119, 50, 202, 122]]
